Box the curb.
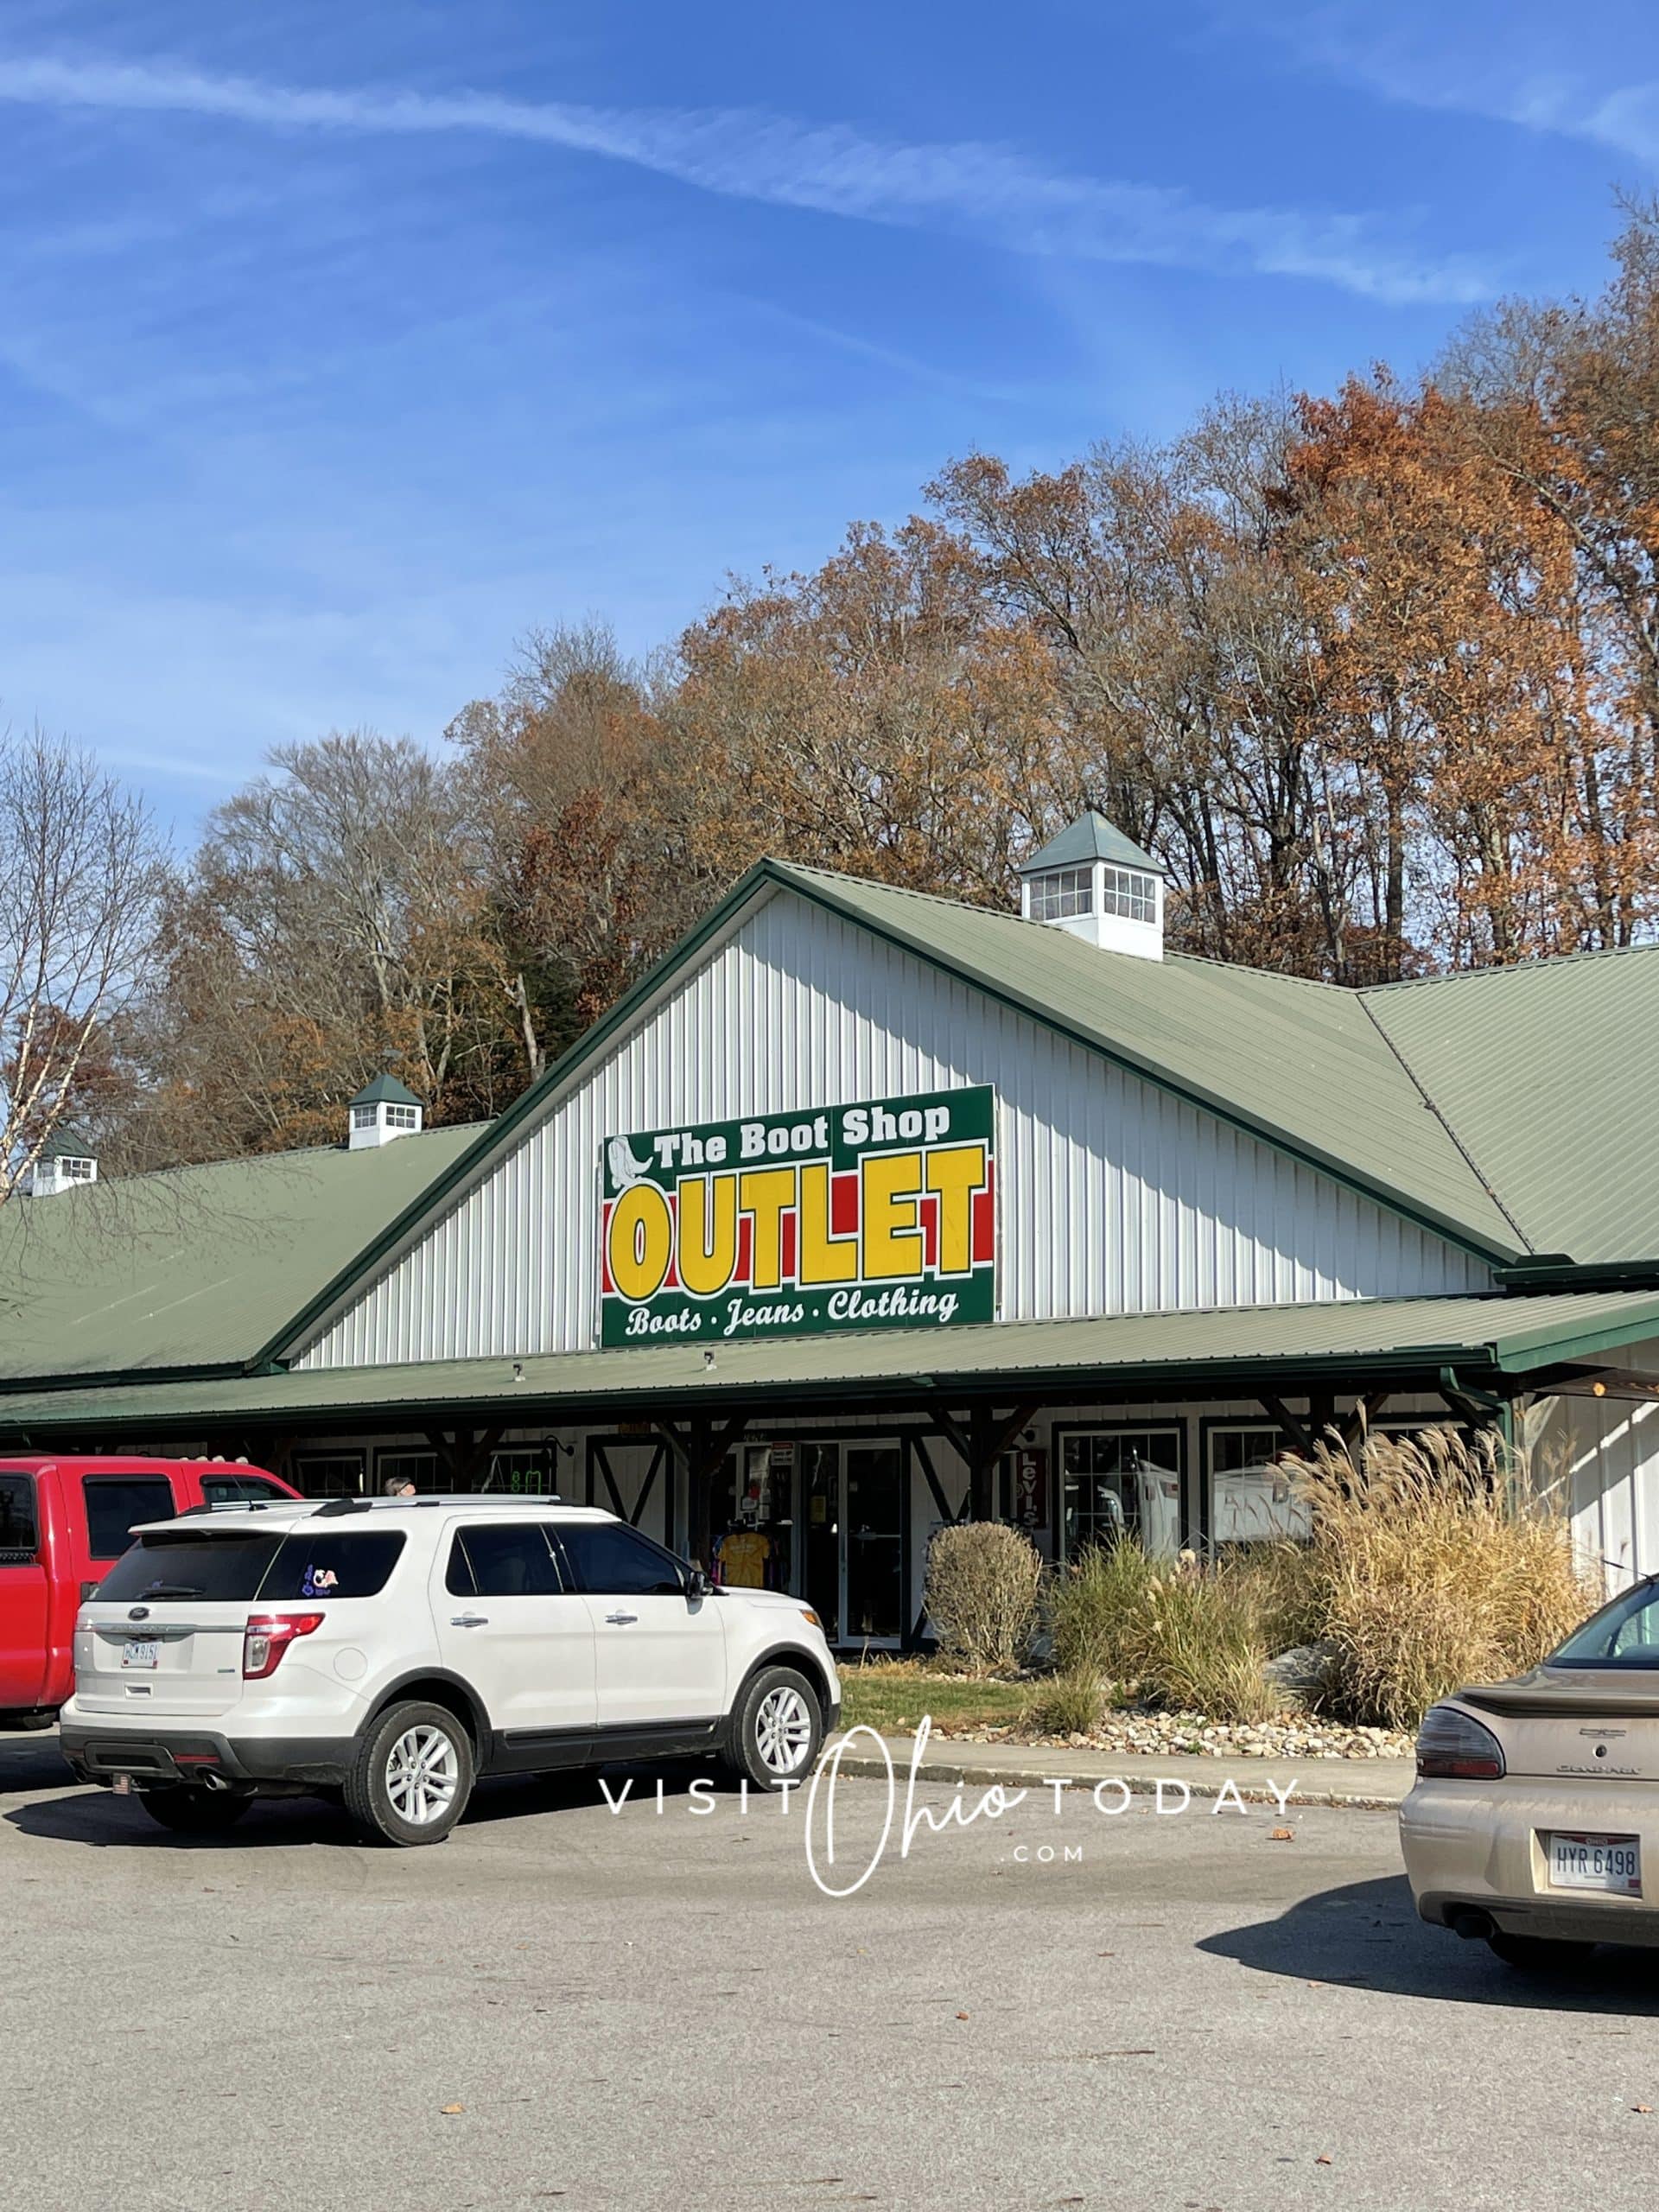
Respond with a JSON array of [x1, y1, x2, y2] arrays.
[[828, 1752, 1402, 1812]]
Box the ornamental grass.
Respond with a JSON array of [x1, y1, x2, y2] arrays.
[[1281, 1425, 1599, 1732]]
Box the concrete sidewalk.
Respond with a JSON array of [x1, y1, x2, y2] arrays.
[[826, 1729, 1415, 1808]]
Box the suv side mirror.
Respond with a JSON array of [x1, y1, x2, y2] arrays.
[[684, 1566, 710, 1601]]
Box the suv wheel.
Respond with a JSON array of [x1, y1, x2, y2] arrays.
[[718, 1665, 824, 1792], [344, 1701, 474, 1847], [138, 1786, 253, 1834]]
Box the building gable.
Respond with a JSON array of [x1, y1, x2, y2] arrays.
[[293, 885, 1490, 1370]]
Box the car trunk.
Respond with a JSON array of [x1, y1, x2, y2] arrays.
[[1461, 1669, 1659, 1782], [73, 1529, 285, 1721]]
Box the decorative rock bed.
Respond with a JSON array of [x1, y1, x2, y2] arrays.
[[951, 1707, 1414, 1761]]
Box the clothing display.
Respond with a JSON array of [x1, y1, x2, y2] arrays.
[[715, 1529, 772, 1588]]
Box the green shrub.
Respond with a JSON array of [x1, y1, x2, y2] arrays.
[[923, 1521, 1044, 1675], [1028, 1665, 1104, 1736], [1124, 1559, 1281, 1723], [1048, 1538, 1158, 1678]]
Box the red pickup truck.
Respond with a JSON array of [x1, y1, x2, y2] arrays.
[[0, 1456, 301, 1721]]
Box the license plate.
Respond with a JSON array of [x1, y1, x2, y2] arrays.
[[1548, 1832, 1641, 1896], [120, 1638, 158, 1670]]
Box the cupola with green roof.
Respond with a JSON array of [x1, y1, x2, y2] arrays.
[[1018, 810, 1166, 959], [346, 1071, 424, 1150], [23, 1121, 99, 1196]]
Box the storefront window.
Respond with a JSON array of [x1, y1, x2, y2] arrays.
[[1060, 1429, 1181, 1556], [377, 1451, 438, 1495], [1209, 1427, 1310, 1544], [486, 1446, 559, 1495], [292, 1452, 366, 1498]]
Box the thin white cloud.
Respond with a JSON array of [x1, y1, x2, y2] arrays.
[[1239, 3, 1659, 168], [0, 53, 1493, 303]]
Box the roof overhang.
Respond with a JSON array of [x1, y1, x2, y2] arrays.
[[8, 1290, 1659, 1441]]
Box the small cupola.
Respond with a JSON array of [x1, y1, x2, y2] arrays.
[[25, 1123, 99, 1196], [347, 1072, 423, 1150], [1019, 811, 1166, 961]]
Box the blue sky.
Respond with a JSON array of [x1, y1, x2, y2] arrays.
[[2, 0, 1657, 839]]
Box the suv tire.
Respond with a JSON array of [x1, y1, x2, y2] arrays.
[[717, 1664, 824, 1792], [138, 1786, 254, 1834], [344, 1700, 474, 1847]]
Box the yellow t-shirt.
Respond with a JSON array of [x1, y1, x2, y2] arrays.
[[720, 1531, 771, 1588]]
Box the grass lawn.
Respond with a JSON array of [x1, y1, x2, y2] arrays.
[[837, 1661, 1034, 1736]]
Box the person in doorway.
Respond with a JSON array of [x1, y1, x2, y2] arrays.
[[384, 1476, 417, 1497]]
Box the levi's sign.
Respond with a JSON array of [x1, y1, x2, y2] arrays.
[[600, 1086, 995, 1346]]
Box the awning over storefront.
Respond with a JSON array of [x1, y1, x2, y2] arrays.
[[5, 1287, 1659, 1440]]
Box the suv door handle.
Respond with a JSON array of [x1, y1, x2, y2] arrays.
[[449, 1613, 490, 1627], [604, 1611, 639, 1625]]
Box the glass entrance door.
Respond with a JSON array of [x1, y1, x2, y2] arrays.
[[802, 1444, 841, 1643], [844, 1445, 904, 1644]]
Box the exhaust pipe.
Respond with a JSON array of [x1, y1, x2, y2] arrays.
[[1450, 1907, 1495, 1942], [200, 1769, 232, 1793]]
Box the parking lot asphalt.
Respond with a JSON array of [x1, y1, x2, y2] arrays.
[[4, 1726, 1659, 2212]]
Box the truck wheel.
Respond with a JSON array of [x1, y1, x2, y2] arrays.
[[138, 1787, 254, 1834], [343, 1701, 474, 1846], [717, 1666, 823, 1792]]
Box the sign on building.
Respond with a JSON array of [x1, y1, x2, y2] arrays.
[[600, 1087, 995, 1347]]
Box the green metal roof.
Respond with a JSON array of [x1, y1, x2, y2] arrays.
[[1019, 811, 1165, 876], [265, 859, 1614, 1353], [769, 865, 1523, 1259], [1361, 947, 1659, 1266], [38, 1122, 96, 1160], [0, 1122, 482, 1384], [3, 1290, 1658, 1434], [350, 1072, 423, 1109]]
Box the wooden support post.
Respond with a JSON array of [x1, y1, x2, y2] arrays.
[[1259, 1394, 1313, 1455], [654, 1414, 748, 1568], [1338, 1391, 1391, 1452], [425, 1427, 506, 1491], [961, 1401, 1041, 1521]]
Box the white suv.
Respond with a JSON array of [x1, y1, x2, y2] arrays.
[[59, 1497, 841, 1846]]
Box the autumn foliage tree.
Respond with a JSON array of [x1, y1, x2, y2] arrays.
[[98, 204, 1659, 1172]]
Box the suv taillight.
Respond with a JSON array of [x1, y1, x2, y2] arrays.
[[1415, 1703, 1505, 1780], [243, 1612, 325, 1679]]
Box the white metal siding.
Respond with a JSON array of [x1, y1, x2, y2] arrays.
[[297, 888, 1490, 1369], [1541, 1389, 1659, 1594]]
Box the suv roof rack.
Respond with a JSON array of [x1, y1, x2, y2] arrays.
[[301, 1492, 568, 1514], [175, 1499, 289, 1518]]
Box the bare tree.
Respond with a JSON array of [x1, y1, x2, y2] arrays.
[[0, 727, 168, 1205]]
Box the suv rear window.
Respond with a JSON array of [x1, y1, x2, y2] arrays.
[[0, 1471, 38, 1561], [97, 1532, 281, 1603], [83, 1476, 175, 1560], [96, 1529, 406, 1604]]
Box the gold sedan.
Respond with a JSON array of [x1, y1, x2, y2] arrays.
[[1400, 1579, 1659, 1969]]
